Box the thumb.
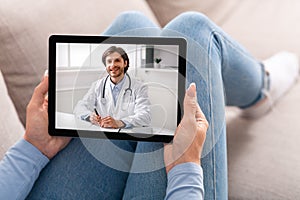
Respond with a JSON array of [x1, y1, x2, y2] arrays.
[[196, 103, 206, 122], [183, 83, 198, 118], [31, 76, 49, 107]]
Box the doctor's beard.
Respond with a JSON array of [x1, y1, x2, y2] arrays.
[[107, 67, 125, 81]]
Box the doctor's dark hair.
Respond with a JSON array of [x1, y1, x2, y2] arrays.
[[102, 46, 130, 73]]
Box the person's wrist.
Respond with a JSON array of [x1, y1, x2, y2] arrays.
[[24, 135, 50, 159], [166, 159, 200, 174], [24, 131, 71, 160]]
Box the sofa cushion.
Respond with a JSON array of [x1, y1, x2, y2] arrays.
[[0, 70, 24, 159], [146, 0, 239, 27], [226, 80, 300, 199], [221, 0, 300, 59], [0, 0, 157, 125]]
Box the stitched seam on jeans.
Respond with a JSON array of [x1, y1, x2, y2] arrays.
[[211, 30, 228, 108], [208, 31, 217, 200]]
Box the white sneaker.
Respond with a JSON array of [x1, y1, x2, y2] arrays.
[[241, 51, 299, 118]]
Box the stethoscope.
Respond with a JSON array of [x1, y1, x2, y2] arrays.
[[101, 73, 133, 109]]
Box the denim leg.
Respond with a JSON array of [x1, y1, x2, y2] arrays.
[[163, 12, 265, 108], [160, 12, 265, 199], [114, 12, 264, 200], [123, 142, 167, 200], [27, 138, 137, 200], [103, 11, 160, 36], [161, 12, 226, 200]]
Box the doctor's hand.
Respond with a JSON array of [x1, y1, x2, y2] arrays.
[[164, 83, 208, 174], [100, 116, 125, 129], [24, 76, 71, 160], [90, 113, 101, 125]]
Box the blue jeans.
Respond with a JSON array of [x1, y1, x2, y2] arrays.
[[27, 12, 266, 200]]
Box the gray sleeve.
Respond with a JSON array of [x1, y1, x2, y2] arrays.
[[165, 162, 204, 200], [0, 139, 49, 200]]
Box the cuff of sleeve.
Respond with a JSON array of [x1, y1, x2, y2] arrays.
[[168, 162, 203, 178], [166, 162, 204, 199], [11, 139, 49, 169]]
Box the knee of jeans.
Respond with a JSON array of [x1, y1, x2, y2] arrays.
[[164, 11, 215, 45], [164, 11, 213, 37], [176, 11, 210, 23]]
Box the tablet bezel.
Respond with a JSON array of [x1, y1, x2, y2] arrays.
[[48, 35, 186, 142]]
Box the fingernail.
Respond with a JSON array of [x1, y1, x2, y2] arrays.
[[187, 83, 196, 97], [44, 69, 49, 77]]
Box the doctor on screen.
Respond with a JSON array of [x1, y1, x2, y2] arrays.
[[73, 46, 151, 129]]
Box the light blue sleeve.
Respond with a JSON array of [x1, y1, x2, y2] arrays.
[[121, 120, 133, 129], [165, 162, 204, 200], [0, 138, 49, 200]]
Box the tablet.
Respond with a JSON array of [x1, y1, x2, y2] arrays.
[[48, 35, 186, 142]]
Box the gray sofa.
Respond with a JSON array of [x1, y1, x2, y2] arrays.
[[1, 0, 299, 199]]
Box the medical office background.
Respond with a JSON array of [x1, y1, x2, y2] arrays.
[[55, 43, 180, 131]]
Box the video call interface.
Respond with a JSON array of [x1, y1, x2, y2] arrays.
[[55, 42, 180, 137]]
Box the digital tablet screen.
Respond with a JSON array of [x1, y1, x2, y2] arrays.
[[48, 35, 186, 142]]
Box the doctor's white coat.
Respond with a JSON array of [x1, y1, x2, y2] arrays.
[[73, 76, 151, 127]]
